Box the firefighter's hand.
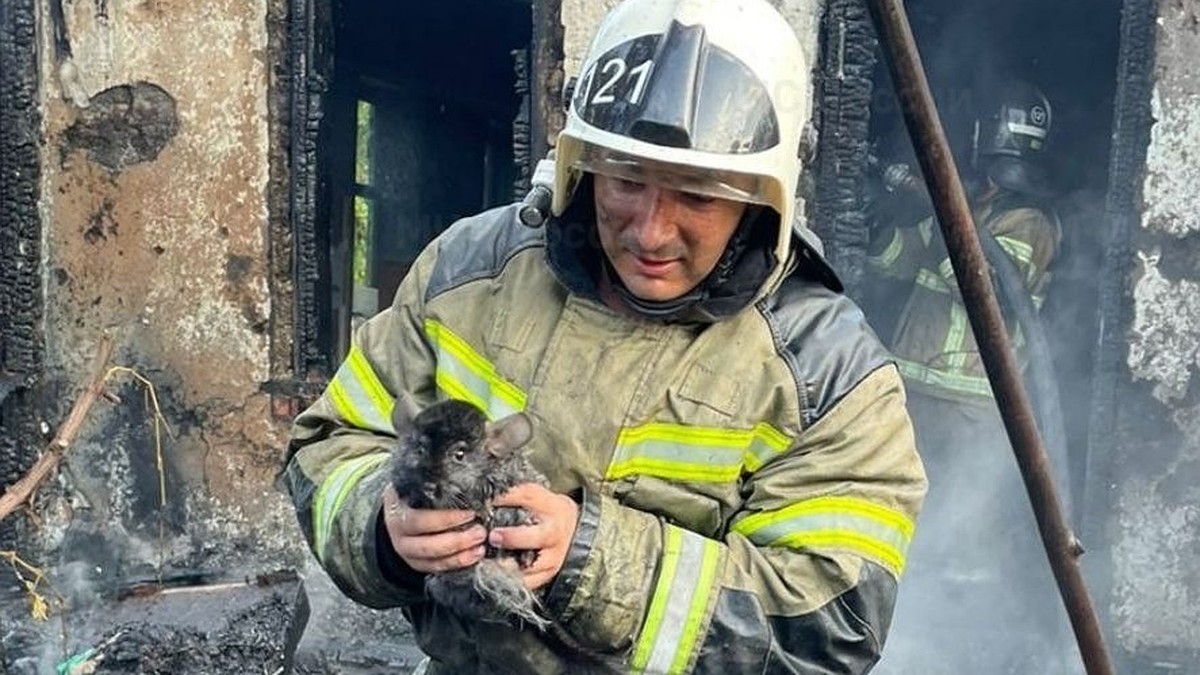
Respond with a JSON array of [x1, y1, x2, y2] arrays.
[[489, 484, 580, 591], [382, 485, 486, 573]]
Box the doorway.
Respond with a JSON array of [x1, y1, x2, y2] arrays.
[[861, 0, 1123, 516], [321, 0, 532, 359], [857, 0, 1124, 671]]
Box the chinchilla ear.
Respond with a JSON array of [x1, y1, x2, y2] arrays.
[[485, 412, 533, 456], [391, 390, 423, 436]]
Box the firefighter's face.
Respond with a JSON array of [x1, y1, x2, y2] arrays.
[[593, 174, 746, 302]]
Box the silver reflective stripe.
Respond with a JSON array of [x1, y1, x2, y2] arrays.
[[327, 345, 394, 434], [937, 257, 956, 282], [918, 217, 935, 246], [733, 496, 915, 577], [868, 229, 904, 268], [609, 438, 744, 483], [743, 512, 910, 554], [608, 423, 790, 482], [743, 423, 791, 472], [434, 356, 522, 420], [994, 235, 1034, 268], [313, 453, 389, 563], [632, 526, 722, 674], [896, 358, 993, 398], [740, 512, 909, 576], [916, 268, 951, 294], [946, 302, 969, 369], [1007, 122, 1047, 139], [424, 319, 526, 421]]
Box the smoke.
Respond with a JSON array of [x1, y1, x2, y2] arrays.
[[871, 406, 1086, 674], [292, 557, 427, 670], [859, 0, 1123, 672]]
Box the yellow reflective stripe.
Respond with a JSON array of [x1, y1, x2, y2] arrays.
[[609, 423, 744, 482], [423, 319, 526, 420], [734, 496, 914, 577], [632, 526, 722, 674], [915, 268, 951, 294], [607, 422, 791, 482], [896, 358, 993, 398], [327, 345, 394, 433], [608, 454, 741, 483], [994, 235, 1035, 279], [918, 217, 935, 246], [937, 257, 956, 282], [312, 453, 389, 563], [868, 229, 904, 269], [743, 423, 792, 472], [945, 302, 969, 369]]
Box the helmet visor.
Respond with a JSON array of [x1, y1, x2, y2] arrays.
[[574, 143, 772, 207]]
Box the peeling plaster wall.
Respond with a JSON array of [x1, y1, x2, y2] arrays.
[[1128, 251, 1200, 402], [562, 0, 821, 80], [560, 0, 622, 91], [31, 0, 305, 584], [1110, 0, 1200, 665]]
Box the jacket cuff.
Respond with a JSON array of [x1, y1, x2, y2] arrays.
[[370, 504, 426, 591], [542, 487, 600, 619]]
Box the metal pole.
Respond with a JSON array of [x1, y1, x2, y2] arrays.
[[862, 1, 1116, 673]]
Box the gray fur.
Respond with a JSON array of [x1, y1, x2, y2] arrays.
[[390, 397, 551, 630]]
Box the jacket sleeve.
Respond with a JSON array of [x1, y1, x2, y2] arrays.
[[541, 365, 927, 674], [931, 206, 1060, 301], [980, 207, 1060, 301], [282, 244, 442, 609], [867, 217, 939, 282]]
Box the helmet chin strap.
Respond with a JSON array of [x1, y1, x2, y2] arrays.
[[603, 206, 764, 320]]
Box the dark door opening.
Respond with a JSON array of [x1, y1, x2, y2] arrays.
[[321, 0, 532, 359], [862, 0, 1122, 512], [859, 0, 1123, 670]]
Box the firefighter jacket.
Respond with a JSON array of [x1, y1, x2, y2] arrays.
[[867, 192, 1060, 406], [284, 202, 927, 674]]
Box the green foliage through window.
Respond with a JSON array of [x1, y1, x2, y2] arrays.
[[353, 100, 375, 287]]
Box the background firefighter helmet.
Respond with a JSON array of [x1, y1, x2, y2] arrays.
[[553, 0, 812, 270], [971, 80, 1055, 196]]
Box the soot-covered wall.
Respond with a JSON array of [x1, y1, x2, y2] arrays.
[[0, 0, 309, 620]]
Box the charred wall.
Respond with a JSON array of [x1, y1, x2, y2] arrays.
[[808, 0, 876, 293], [0, 0, 44, 561], [285, 0, 332, 379], [0, 0, 311, 624]]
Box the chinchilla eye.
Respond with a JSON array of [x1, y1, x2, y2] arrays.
[[452, 443, 467, 461]]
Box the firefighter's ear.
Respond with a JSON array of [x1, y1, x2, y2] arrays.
[[391, 391, 423, 436]]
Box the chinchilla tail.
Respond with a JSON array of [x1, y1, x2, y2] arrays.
[[473, 560, 550, 632]]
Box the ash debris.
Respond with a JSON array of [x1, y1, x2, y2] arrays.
[[87, 594, 293, 674]]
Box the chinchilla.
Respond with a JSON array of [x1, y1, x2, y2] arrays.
[[390, 393, 550, 630]]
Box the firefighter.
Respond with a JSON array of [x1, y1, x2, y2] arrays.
[[283, 0, 926, 672], [866, 81, 1074, 673]]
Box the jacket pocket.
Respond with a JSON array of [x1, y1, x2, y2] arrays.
[[668, 361, 744, 423], [614, 475, 727, 538]]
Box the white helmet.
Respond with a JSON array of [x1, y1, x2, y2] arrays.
[[553, 0, 812, 268]]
